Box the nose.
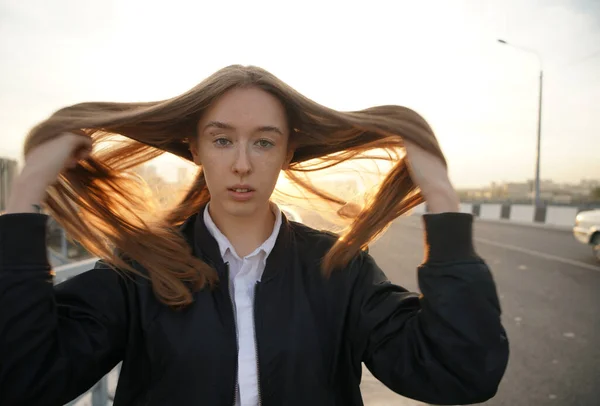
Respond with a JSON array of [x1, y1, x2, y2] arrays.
[[232, 144, 252, 176]]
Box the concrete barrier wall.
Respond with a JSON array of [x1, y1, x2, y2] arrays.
[[545, 206, 578, 227], [480, 204, 502, 219], [510, 204, 535, 223], [459, 203, 473, 214], [411, 202, 472, 215], [409, 202, 589, 230]]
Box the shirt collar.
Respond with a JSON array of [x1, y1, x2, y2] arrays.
[[203, 202, 282, 260]]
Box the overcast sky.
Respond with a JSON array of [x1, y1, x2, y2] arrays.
[[1, 0, 598, 188]]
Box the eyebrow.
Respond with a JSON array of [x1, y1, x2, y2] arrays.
[[203, 120, 285, 136]]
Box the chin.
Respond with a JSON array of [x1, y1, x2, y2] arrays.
[[222, 199, 262, 217]]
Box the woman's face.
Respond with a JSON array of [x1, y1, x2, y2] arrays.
[[192, 87, 291, 218]]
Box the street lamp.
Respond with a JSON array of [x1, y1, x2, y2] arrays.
[[498, 39, 544, 208]]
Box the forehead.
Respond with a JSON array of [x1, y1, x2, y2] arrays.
[[200, 87, 288, 128]]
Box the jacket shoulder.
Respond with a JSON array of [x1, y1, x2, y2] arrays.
[[288, 221, 370, 277], [289, 221, 339, 252]]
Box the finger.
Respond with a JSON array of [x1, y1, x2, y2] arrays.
[[76, 140, 93, 154], [64, 131, 93, 147], [77, 149, 91, 161], [74, 142, 93, 159]]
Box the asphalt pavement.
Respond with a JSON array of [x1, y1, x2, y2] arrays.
[[359, 215, 600, 406]]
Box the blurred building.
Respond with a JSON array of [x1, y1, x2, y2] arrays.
[[177, 166, 192, 185], [0, 157, 18, 212], [501, 182, 531, 199], [134, 164, 159, 180], [458, 178, 600, 204], [133, 163, 185, 208]]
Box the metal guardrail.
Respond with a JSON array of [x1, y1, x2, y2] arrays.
[[64, 370, 115, 406], [54, 257, 117, 406], [53, 257, 100, 284]]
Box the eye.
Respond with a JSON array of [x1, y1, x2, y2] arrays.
[[256, 139, 274, 148], [214, 138, 232, 147]]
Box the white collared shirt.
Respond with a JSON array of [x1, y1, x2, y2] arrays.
[[203, 203, 282, 406]]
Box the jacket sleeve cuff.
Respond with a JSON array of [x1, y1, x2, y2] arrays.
[[0, 213, 50, 267], [421, 212, 479, 264]]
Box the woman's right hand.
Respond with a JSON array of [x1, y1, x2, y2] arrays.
[[5, 133, 93, 213], [23, 132, 93, 184]]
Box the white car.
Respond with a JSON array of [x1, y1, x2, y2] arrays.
[[573, 209, 600, 262]]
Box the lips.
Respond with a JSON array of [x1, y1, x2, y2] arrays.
[[228, 185, 255, 192], [227, 185, 256, 202]]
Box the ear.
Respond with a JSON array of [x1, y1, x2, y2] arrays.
[[282, 147, 295, 170], [188, 138, 201, 165], [282, 137, 296, 170]]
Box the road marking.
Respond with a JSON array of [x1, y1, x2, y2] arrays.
[[474, 237, 600, 272]]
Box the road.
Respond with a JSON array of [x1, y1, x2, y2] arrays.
[[359, 215, 600, 406]]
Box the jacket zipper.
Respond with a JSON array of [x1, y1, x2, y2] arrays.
[[225, 263, 239, 406], [253, 282, 262, 406]]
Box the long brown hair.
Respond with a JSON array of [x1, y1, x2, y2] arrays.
[[24, 65, 445, 308]]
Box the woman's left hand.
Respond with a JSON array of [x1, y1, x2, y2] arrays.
[[403, 139, 460, 213]]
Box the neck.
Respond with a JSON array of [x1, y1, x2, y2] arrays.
[[208, 202, 275, 257]]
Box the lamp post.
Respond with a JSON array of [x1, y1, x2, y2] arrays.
[[498, 39, 544, 208]]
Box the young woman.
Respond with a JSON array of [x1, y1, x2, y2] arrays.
[[0, 65, 509, 406]]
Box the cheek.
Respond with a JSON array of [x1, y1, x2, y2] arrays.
[[198, 153, 227, 185], [253, 153, 285, 175]]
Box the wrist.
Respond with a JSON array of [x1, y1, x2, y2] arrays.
[[422, 184, 460, 213], [5, 173, 49, 214]]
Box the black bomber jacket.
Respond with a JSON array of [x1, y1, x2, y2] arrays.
[[0, 211, 509, 405]]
